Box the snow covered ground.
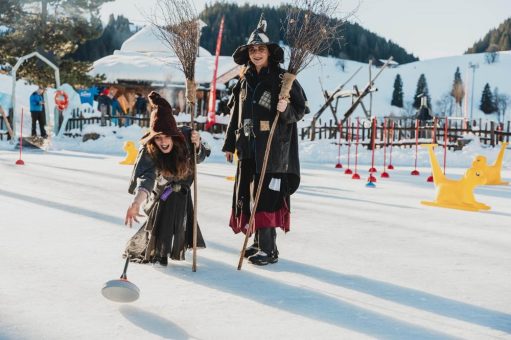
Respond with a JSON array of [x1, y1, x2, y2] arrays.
[[0, 134, 510, 339]]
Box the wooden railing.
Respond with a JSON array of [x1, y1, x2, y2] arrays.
[[300, 118, 511, 150], [62, 108, 228, 137]]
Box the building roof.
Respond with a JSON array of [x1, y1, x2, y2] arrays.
[[90, 25, 238, 85]]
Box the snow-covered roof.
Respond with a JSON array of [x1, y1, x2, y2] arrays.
[[379, 59, 399, 65], [120, 25, 212, 57], [90, 25, 236, 85]]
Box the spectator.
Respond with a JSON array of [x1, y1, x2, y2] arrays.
[[97, 88, 112, 116], [29, 86, 47, 138], [111, 95, 125, 126], [134, 93, 148, 117]]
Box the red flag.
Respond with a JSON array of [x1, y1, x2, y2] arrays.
[[206, 16, 224, 130]]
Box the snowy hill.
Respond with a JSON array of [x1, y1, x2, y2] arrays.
[[296, 51, 511, 124]]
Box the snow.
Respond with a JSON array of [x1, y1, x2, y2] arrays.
[[296, 51, 511, 124], [0, 129, 510, 339]]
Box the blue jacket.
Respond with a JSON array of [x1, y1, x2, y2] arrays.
[[30, 92, 44, 112]]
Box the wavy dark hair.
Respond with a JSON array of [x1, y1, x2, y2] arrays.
[[146, 135, 191, 180]]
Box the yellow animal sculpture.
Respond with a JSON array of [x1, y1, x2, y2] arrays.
[[421, 144, 490, 212], [471, 142, 509, 185], [119, 140, 138, 165]]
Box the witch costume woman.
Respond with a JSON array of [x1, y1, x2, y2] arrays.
[[222, 16, 309, 265], [124, 91, 210, 266]]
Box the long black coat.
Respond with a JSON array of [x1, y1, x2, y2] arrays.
[[126, 126, 209, 261], [222, 65, 308, 194]]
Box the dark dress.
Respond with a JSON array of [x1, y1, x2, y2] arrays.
[[221, 64, 308, 258], [222, 64, 308, 235], [124, 127, 209, 262]]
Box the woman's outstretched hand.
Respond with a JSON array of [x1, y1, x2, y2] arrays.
[[125, 202, 144, 228]]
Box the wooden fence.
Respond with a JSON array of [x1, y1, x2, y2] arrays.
[[53, 110, 511, 151], [62, 108, 228, 137], [300, 118, 511, 150]]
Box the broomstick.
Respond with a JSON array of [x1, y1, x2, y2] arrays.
[[237, 0, 345, 270], [152, 0, 200, 272]]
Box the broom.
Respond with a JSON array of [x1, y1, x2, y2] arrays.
[[152, 0, 201, 272]]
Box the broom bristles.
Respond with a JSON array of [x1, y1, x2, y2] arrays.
[[284, 0, 346, 75], [150, 0, 199, 86]]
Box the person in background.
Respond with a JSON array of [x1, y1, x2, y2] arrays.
[[112, 93, 128, 126], [97, 88, 112, 116], [29, 86, 47, 138], [124, 91, 210, 266], [134, 93, 148, 117]]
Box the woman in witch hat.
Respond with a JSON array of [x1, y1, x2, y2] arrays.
[[222, 14, 309, 265], [124, 91, 210, 266]]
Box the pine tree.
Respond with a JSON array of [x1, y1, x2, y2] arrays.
[[0, 0, 112, 86], [198, 2, 418, 64], [466, 17, 511, 54], [413, 74, 431, 109], [391, 74, 403, 108], [0, 0, 23, 26], [450, 67, 465, 106], [479, 83, 497, 114], [493, 87, 509, 123], [71, 15, 134, 62]]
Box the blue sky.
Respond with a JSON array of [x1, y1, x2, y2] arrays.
[[100, 0, 511, 60]]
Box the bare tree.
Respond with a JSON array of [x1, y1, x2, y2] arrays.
[[485, 44, 499, 64], [436, 92, 455, 117], [494, 87, 510, 123]]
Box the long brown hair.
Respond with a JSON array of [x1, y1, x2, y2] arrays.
[[146, 135, 191, 180]]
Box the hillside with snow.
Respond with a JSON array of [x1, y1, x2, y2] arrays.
[[296, 51, 511, 125]]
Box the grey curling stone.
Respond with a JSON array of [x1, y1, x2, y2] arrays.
[[102, 257, 140, 303]]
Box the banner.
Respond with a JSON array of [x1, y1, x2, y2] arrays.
[[206, 16, 225, 130]]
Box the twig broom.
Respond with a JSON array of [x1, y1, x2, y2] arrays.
[[152, 0, 201, 272]]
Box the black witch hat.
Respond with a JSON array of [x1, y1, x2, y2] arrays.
[[232, 13, 284, 65]]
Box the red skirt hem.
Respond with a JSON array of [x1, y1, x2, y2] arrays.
[[229, 202, 290, 234]]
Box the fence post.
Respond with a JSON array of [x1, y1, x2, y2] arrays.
[[490, 121, 495, 147]]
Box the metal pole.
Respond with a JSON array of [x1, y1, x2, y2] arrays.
[[469, 62, 479, 121]]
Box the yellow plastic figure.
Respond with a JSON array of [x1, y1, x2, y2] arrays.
[[119, 141, 137, 165], [471, 142, 509, 185], [421, 144, 490, 212]]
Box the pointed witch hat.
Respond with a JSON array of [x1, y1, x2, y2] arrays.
[[140, 91, 184, 145], [232, 13, 284, 65]]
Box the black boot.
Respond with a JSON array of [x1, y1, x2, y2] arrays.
[[244, 230, 260, 258], [248, 228, 278, 265], [244, 243, 259, 258]]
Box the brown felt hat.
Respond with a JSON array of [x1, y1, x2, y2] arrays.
[[140, 91, 183, 144]]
